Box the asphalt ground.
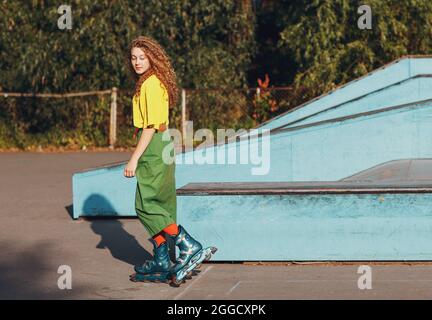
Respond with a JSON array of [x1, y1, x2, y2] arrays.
[[1, 150, 432, 300]]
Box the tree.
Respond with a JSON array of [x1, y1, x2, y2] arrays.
[[0, 0, 256, 147], [277, 0, 432, 98]]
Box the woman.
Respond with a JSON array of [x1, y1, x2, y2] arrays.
[[124, 36, 205, 284]]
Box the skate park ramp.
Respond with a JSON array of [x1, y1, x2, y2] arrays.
[[177, 159, 432, 261], [341, 159, 432, 183], [73, 95, 432, 218], [180, 159, 432, 193], [246, 55, 432, 133]]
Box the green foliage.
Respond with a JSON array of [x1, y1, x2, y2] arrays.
[[187, 89, 251, 132], [251, 74, 279, 124], [0, 0, 255, 149], [277, 0, 432, 98], [1, 1, 432, 150]]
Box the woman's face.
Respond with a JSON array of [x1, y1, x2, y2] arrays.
[[131, 47, 150, 75]]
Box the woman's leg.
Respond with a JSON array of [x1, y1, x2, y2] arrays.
[[131, 133, 177, 281]]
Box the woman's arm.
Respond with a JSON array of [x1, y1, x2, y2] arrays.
[[124, 128, 155, 177], [131, 127, 155, 162]]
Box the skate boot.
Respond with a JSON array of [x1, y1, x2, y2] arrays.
[[129, 239, 171, 283], [169, 225, 218, 287]]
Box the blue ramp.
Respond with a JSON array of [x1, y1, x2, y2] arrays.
[[177, 159, 432, 261], [255, 56, 432, 131], [73, 98, 432, 219]]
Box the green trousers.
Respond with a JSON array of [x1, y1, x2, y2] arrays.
[[135, 129, 177, 237]]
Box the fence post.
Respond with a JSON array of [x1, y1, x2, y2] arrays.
[[109, 87, 117, 149], [181, 89, 186, 143]]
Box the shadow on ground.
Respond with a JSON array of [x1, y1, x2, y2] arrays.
[[0, 241, 87, 299], [67, 194, 176, 267], [90, 219, 153, 266]]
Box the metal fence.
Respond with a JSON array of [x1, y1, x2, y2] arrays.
[[181, 86, 307, 132], [0, 86, 308, 149]]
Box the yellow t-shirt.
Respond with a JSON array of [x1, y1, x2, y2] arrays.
[[132, 74, 169, 130]]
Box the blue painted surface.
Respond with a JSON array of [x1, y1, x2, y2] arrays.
[[285, 76, 432, 127], [73, 99, 432, 218], [257, 57, 432, 131], [72, 164, 130, 218], [176, 100, 432, 184], [178, 193, 432, 260]]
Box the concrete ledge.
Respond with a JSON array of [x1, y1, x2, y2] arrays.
[[178, 181, 432, 195], [177, 192, 432, 261]]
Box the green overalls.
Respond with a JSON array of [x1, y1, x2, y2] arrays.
[[135, 128, 177, 237]]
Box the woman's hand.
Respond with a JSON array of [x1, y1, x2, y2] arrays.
[[124, 159, 138, 178], [125, 128, 154, 178]]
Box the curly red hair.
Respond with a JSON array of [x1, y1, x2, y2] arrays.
[[128, 36, 179, 108]]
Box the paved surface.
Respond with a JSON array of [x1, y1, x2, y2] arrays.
[[1, 151, 432, 299]]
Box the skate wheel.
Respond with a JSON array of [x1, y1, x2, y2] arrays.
[[129, 272, 170, 284], [203, 247, 218, 261], [129, 273, 138, 282], [170, 276, 186, 287]]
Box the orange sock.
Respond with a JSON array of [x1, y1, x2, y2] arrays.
[[163, 223, 179, 237], [152, 233, 166, 247]]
